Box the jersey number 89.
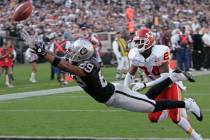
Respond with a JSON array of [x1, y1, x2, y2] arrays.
[[79, 63, 94, 73]]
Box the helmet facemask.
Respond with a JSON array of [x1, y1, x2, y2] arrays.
[[133, 37, 150, 53]]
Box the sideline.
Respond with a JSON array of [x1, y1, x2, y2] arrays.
[[0, 71, 209, 101]]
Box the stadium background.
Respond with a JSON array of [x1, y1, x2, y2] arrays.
[[0, 0, 210, 139]]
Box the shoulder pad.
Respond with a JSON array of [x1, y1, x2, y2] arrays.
[[150, 45, 170, 66], [128, 48, 145, 67]]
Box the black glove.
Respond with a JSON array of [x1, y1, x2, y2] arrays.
[[30, 42, 47, 57]]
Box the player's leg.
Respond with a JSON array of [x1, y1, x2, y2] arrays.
[[176, 49, 184, 70], [4, 67, 13, 88], [184, 47, 190, 71], [30, 61, 37, 83], [148, 89, 168, 122], [8, 66, 13, 86], [115, 57, 122, 80], [121, 57, 129, 79], [168, 84, 202, 139], [106, 84, 202, 121], [50, 64, 55, 80], [0, 66, 3, 77], [4, 67, 9, 86]]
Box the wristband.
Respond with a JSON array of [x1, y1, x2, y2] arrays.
[[52, 57, 61, 66]]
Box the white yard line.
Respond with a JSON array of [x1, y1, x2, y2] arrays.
[[0, 71, 209, 101], [0, 136, 209, 140], [0, 86, 82, 101]]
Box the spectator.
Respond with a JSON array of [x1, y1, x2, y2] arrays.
[[0, 38, 14, 87], [191, 28, 204, 70], [161, 26, 171, 48], [202, 27, 210, 70], [49, 33, 70, 85], [176, 27, 192, 71], [112, 31, 129, 80]]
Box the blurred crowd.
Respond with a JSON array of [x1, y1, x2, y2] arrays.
[[0, 0, 209, 39], [0, 0, 210, 87]]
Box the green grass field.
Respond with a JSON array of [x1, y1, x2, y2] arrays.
[[0, 63, 209, 139]]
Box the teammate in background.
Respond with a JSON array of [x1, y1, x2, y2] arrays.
[[124, 28, 202, 140], [0, 39, 14, 87], [25, 48, 38, 83], [112, 31, 129, 80], [20, 30, 203, 131]]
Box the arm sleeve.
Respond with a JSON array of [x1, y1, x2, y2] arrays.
[[145, 73, 170, 87], [124, 72, 135, 87], [112, 41, 121, 58]]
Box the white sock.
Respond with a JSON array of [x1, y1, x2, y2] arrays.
[[31, 72, 36, 80], [5, 74, 9, 85], [177, 117, 200, 137], [191, 129, 201, 139]]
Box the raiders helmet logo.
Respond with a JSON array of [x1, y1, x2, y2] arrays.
[[80, 48, 88, 55]]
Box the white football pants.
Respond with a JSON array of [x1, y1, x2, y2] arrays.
[[106, 83, 156, 113]]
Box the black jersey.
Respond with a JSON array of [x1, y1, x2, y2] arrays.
[[71, 58, 115, 103]]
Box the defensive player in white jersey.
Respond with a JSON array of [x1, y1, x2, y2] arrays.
[[124, 28, 202, 140]]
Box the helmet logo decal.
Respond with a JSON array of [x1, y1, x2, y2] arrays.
[[80, 48, 88, 55]]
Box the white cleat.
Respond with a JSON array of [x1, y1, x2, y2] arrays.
[[6, 84, 14, 88], [184, 98, 203, 121], [171, 68, 195, 82], [30, 79, 37, 83]]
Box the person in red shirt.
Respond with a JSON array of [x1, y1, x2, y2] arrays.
[[0, 39, 14, 87]]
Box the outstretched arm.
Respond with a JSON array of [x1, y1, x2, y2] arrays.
[[44, 52, 86, 77], [20, 29, 86, 77]]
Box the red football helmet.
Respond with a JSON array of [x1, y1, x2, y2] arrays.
[[133, 27, 155, 53]]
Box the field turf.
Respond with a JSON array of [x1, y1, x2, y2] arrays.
[[0, 63, 209, 138]]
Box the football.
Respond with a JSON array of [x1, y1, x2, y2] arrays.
[[13, 1, 33, 21]]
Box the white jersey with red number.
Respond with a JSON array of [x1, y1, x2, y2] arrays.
[[128, 45, 170, 80]]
